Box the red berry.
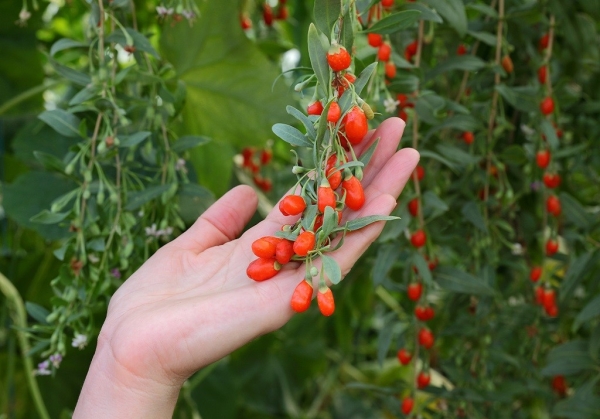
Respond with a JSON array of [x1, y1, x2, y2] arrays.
[[538, 65, 548, 84], [275, 239, 295, 264], [546, 238, 559, 256], [415, 305, 435, 322], [540, 97, 555, 115], [256, 177, 272, 192], [263, 4, 273, 26], [279, 195, 307, 216], [535, 286, 545, 305], [247, 258, 280, 281], [462, 131, 474, 145], [381, 0, 394, 9], [342, 106, 368, 145], [536, 149, 551, 169], [546, 195, 561, 216], [307, 100, 324, 116], [240, 14, 252, 30], [327, 45, 352, 72], [399, 109, 408, 121], [552, 375, 567, 396], [408, 198, 419, 217], [326, 155, 343, 190], [367, 33, 383, 48], [385, 61, 396, 79], [397, 348, 412, 365], [543, 172, 561, 189], [414, 165, 425, 181], [291, 280, 313, 313], [342, 176, 365, 210], [276, 5, 288, 20], [317, 287, 335, 316], [406, 40, 418, 56], [543, 289, 556, 309], [410, 229, 426, 248], [260, 149, 272, 165], [317, 185, 336, 213], [418, 328, 435, 349], [401, 397, 414, 415], [539, 33, 550, 50], [327, 101, 342, 123], [407, 282, 423, 301], [417, 371, 431, 388], [546, 303, 559, 317], [251, 237, 280, 258], [378, 43, 392, 61], [501, 55, 514, 74], [529, 266, 542, 282], [293, 231, 316, 256], [457, 44, 467, 55]]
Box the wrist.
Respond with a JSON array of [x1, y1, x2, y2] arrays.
[[73, 336, 182, 419]]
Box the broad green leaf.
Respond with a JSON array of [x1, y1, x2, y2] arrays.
[[387, 73, 420, 93], [344, 215, 399, 231], [541, 340, 595, 376], [272, 123, 313, 147], [559, 192, 595, 229], [362, 10, 421, 34], [86, 237, 105, 252], [39, 109, 82, 138], [553, 379, 600, 419], [119, 131, 151, 148], [423, 190, 449, 214], [495, 85, 538, 112], [160, 0, 292, 147], [125, 184, 173, 210], [404, 3, 443, 23], [321, 206, 338, 238], [427, 56, 486, 79], [462, 201, 487, 232], [308, 23, 331, 96], [560, 251, 596, 301], [434, 266, 495, 296], [171, 135, 210, 152], [50, 60, 91, 86], [322, 254, 342, 284], [33, 151, 65, 173], [25, 302, 50, 325], [69, 85, 100, 105], [50, 38, 88, 57], [422, 0, 467, 36], [286, 106, 317, 140], [301, 205, 319, 232], [573, 294, 600, 331], [314, 0, 341, 39]]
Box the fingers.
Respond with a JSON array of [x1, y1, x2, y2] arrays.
[[170, 185, 258, 254]]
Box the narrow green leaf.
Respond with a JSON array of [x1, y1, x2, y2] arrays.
[[39, 109, 81, 138], [353, 62, 378, 95], [559, 192, 595, 229], [50, 39, 88, 56], [286, 106, 317, 140], [171, 135, 210, 152], [468, 30, 497, 46], [50, 60, 91, 86], [422, 0, 467, 36], [467, 3, 498, 18], [462, 201, 488, 232], [321, 206, 338, 238], [322, 254, 342, 284], [499, 145, 528, 165], [87, 237, 106, 252], [413, 252, 432, 286], [340, 8, 354, 51], [314, 0, 342, 39], [560, 251, 596, 301], [372, 244, 399, 286], [427, 56, 486, 79], [69, 85, 100, 105], [361, 10, 421, 34], [307, 24, 330, 96], [30, 210, 69, 224], [25, 302, 50, 325], [436, 144, 480, 166], [404, 3, 442, 22], [34, 151, 66, 173], [125, 184, 172, 210], [423, 191, 449, 213], [418, 150, 458, 171], [495, 85, 538, 112], [540, 119, 559, 150], [541, 340, 595, 376], [573, 295, 600, 331], [344, 215, 399, 231], [272, 123, 313, 147], [359, 138, 379, 167], [119, 131, 152, 148], [434, 266, 495, 296], [301, 205, 318, 232]]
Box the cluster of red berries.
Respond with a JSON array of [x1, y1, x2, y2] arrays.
[[239, 146, 273, 192], [240, 0, 288, 30], [396, 93, 415, 122]]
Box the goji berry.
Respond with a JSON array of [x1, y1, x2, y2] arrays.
[[536, 149, 551, 169], [462, 131, 474, 145], [538, 65, 548, 84], [378, 43, 391, 61], [545, 303, 558, 317], [327, 101, 342, 123], [410, 229, 426, 248], [534, 286, 544, 305], [291, 280, 313, 313], [540, 97, 555, 115], [417, 371, 431, 388], [418, 328, 435, 349], [247, 258, 280, 281], [414, 165, 425, 181], [381, 0, 393, 9], [262, 4, 273, 26], [407, 282, 422, 301], [546, 195, 561, 216], [406, 40, 418, 56], [546, 238, 559, 256], [307, 100, 324, 116], [457, 44, 467, 55], [501, 55, 514, 74], [539, 33, 549, 50], [543, 289, 556, 310], [529, 266, 542, 282], [275, 239, 295, 264], [543, 172, 561, 189], [326, 155, 343, 189], [279, 195, 307, 216], [401, 397, 414, 415], [293, 231, 316, 256], [552, 375, 567, 396], [342, 176, 365, 210], [317, 287, 335, 316], [240, 14, 252, 30], [397, 348, 412, 365], [260, 149, 272, 165], [251, 237, 279, 258], [343, 106, 368, 145], [367, 33, 383, 48], [327, 45, 352, 72], [415, 305, 435, 322], [318, 185, 336, 213], [385, 61, 396, 79], [276, 5, 288, 20], [408, 198, 419, 217]]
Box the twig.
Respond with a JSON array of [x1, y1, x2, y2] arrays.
[[412, 20, 426, 229]]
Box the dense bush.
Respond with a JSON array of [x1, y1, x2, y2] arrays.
[[1, 0, 599, 418]]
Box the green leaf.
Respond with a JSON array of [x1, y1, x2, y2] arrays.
[[404, 3, 442, 22], [119, 131, 152, 148], [413, 252, 433, 286], [467, 3, 498, 18], [427, 56, 486, 79], [418, 150, 458, 171], [340, 62, 377, 111], [361, 10, 421, 34], [322, 254, 342, 284], [125, 184, 173, 210], [188, 142, 234, 197], [106, 28, 159, 58], [422, 0, 467, 36], [38, 109, 81, 138], [87, 237, 106, 252], [553, 379, 600, 419], [321, 206, 338, 238], [69, 85, 101, 106], [377, 313, 395, 366], [286, 106, 317, 140], [25, 302, 50, 325], [424, 114, 479, 139], [499, 145, 528, 165], [423, 191, 449, 215], [540, 119, 559, 150], [301, 205, 319, 232], [314, 0, 341, 39], [436, 144, 480, 166], [461, 201, 487, 232], [344, 215, 399, 231], [50, 38, 88, 57], [171, 135, 210, 153], [541, 340, 596, 376], [50, 59, 92, 86], [467, 30, 497, 47], [359, 138, 379, 167], [340, 8, 354, 52], [560, 252, 596, 301], [33, 151, 66, 173], [387, 73, 420, 93], [308, 23, 331, 96], [573, 294, 600, 331], [495, 85, 539, 112], [372, 244, 400, 286], [559, 192, 595, 229], [30, 210, 69, 225], [272, 123, 313, 147], [434, 266, 495, 296]]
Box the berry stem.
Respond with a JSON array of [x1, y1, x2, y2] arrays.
[[411, 19, 426, 230], [544, 15, 556, 96]]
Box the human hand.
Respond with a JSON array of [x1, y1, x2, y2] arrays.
[[73, 117, 418, 418]]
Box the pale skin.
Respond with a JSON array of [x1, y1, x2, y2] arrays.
[[73, 118, 418, 418]]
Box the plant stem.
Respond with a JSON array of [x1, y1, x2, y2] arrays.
[[544, 15, 556, 96], [412, 20, 426, 230], [0, 80, 62, 116], [0, 272, 50, 419]]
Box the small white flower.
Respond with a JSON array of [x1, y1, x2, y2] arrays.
[[520, 124, 535, 136], [182, 10, 195, 20], [175, 158, 187, 173], [383, 98, 399, 113], [16, 9, 31, 26], [511, 243, 523, 255], [72, 333, 88, 350], [34, 360, 51, 376], [145, 223, 158, 237], [49, 354, 63, 368], [156, 6, 174, 17]]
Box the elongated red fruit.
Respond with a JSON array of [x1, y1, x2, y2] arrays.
[[397, 348, 412, 365], [317, 287, 335, 316], [293, 231, 315, 256], [318, 186, 336, 213], [291, 280, 313, 313], [279, 195, 306, 216], [247, 258, 280, 281], [275, 239, 295, 264], [251, 237, 279, 258], [342, 176, 365, 210]]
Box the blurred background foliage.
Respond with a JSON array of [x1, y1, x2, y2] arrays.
[[1, 0, 599, 418]]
